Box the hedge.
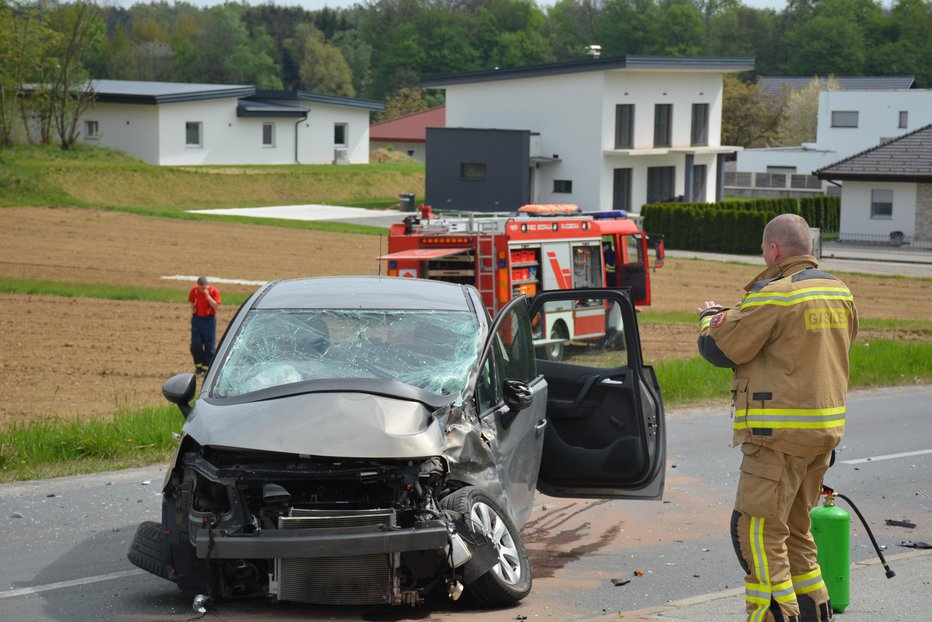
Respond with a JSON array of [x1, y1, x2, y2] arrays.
[[642, 197, 839, 254]]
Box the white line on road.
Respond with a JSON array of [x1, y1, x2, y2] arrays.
[[841, 448, 932, 464], [0, 569, 146, 600]]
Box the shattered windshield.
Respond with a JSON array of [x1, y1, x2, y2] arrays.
[[212, 309, 482, 399]]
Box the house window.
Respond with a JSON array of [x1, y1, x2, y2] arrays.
[[654, 104, 672, 147], [691, 103, 709, 146], [767, 166, 797, 174], [334, 123, 347, 146], [898, 111, 908, 129], [262, 123, 274, 147], [692, 164, 707, 201], [84, 120, 99, 139], [553, 179, 573, 193], [647, 166, 676, 204], [870, 189, 893, 219], [461, 163, 487, 180], [185, 122, 202, 147], [615, 104, 634, 149], [613, 168, 632, 211], [831, 111, 858, 128]]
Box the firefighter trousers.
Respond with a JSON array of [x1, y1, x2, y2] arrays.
[[730, 443, 834, 622]]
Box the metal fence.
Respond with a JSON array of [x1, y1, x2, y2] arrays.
[[834, 232, 932, 253], [724, 171, 826, 194]]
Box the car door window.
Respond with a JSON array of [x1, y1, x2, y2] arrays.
[[529, 289, 665, 500]]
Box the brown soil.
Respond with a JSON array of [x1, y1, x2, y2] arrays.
[[1, 206, 928, 426]]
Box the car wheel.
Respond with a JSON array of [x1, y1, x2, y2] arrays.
[[441, 487, 532, 607], [546, 322, 568, 362], [127, 521, 173, 581]]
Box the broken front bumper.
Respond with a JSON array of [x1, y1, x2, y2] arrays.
[[194, 520, 449, 559]]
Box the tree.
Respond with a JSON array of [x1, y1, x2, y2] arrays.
[[0, 1, 57, 147], [376, 86, 428, 121], [721, 74, 786, 148], [774, 76, 840, 146], [782, 16, 866, 76], [288, 23, 354, 96], [597, 0, 658, 56], [545, 0, 602, 60], [44, 0, 104, 149], [651, 1, 706, 56]]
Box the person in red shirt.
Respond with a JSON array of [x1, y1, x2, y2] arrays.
[[188, 276, 221, 375]]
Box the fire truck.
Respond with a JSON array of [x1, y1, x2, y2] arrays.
[[379, 204, 664, 360]]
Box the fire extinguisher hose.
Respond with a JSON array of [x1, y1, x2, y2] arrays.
[[822, 484, 896, 579]]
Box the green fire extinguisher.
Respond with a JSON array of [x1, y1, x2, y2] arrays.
[[810, 485, 896, 614]]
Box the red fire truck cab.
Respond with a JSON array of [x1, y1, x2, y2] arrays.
[[379, 204, 663, 360]]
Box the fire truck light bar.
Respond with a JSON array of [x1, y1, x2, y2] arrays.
[[420, 236, 472, 246]]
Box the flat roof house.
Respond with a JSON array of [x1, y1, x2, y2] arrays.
[[420, 55, 753, 213], [79, 80, 384, 165], [816, 123, 932, 246]]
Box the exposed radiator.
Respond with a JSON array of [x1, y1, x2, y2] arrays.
[[272, 508, 396, 605]]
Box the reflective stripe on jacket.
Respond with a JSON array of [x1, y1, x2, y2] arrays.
[[697, 256, 859, 457]]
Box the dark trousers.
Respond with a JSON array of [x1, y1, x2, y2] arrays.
[[191, 314, 217, 367]]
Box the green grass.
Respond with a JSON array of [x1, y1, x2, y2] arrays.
[[654, 338, 932, 407], [0, 276, 255, 305], [0, 404, 184, 482], [0, 144, 425, 218]]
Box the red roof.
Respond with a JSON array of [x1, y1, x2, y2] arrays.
[[370, 106, 445, 143]]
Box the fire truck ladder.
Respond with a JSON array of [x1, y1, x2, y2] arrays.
[[474, 223, 498, 313]]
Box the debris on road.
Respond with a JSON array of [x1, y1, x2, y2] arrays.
[[10, 512, 23, 519], [634, 570, 644, 577], [611, 578, 631, 587], [885, 519, 917, 529], [898, 540, 932, 549]]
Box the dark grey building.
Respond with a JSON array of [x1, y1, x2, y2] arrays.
[[426, 128, 532, 212]]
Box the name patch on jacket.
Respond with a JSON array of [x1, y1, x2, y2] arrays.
[[805, 308, 849, 330]]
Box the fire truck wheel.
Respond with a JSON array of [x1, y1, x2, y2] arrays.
[[546, 322, 568, 362]]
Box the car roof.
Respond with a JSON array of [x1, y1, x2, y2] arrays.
[[254, 276, 475, 311]]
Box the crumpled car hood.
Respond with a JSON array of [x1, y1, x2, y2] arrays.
[[183, 391, 447, 458]]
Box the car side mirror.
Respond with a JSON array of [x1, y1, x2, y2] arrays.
[[504, 380, 533, 412], [162, 373, 196, 417]]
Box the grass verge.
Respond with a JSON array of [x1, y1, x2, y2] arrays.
[[0, 276, 256, 304], [2, 341, 928, 482], [0, 405, 184, 483], [0, 144, 425, 213], [654, 338, 932, 407]]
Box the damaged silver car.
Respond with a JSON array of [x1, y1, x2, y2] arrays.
[[128, 276, 665, 608]]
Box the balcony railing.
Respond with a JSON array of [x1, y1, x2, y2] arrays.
[[725, 171, 824, 192]]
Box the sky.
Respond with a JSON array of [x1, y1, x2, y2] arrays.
[[112, 0, 792, 12]]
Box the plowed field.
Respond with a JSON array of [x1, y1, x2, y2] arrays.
[[2, 207, 929, 425]]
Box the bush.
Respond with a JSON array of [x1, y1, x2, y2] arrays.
[[642, 197, 839, 254]]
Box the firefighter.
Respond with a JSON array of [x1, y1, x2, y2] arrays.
[[696, 214, 858, 622]]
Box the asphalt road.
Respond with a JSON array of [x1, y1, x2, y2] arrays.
[[1, 385, 929, 622]]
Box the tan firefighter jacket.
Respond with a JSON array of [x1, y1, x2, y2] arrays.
[[697, 256, 858, 457]]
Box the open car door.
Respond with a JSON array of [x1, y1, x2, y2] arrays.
[[529, 288, 665, 499]]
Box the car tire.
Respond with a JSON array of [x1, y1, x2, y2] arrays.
[[546, 322, 568, 362], [127, 521, 173, 581], [441, 487, 532, 607]]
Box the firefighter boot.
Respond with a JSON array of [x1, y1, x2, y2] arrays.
[[797, 594, 832, 622]]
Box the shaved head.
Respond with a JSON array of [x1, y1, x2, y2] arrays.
[[762, 214, 812, 266]]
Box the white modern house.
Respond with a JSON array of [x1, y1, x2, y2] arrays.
[[734, 87, 932, 196], [420, 55, 753, 213], [79, 80, 384, 165], [816, 123, 932, 245]]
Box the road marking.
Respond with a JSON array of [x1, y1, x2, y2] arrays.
[[0, 569, 146, 599], [841, 448, 932, 464]]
